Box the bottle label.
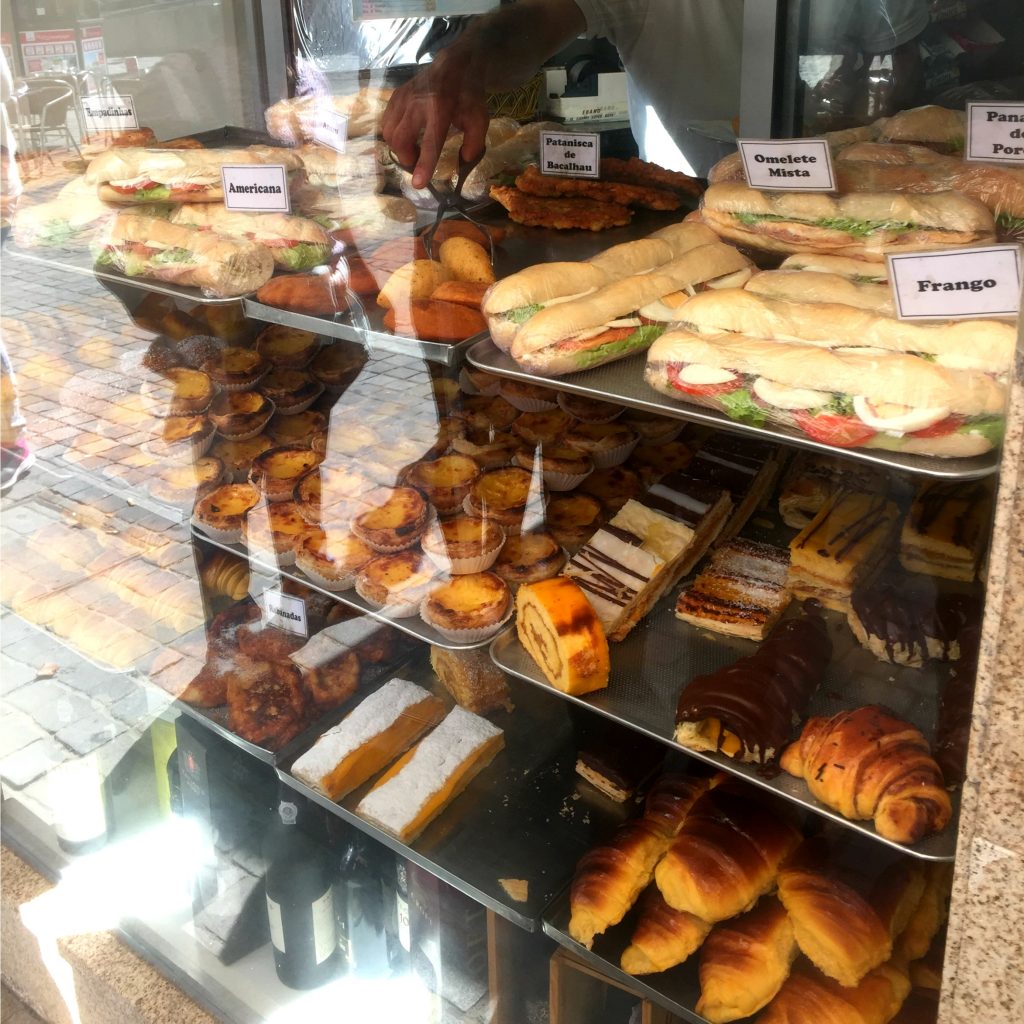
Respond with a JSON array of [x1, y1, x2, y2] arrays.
[[397, 894, 411, 953], [267, 895, 286, 954], [311, 888, 337, 965]]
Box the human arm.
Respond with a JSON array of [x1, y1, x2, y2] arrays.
[[381, 0, 586, 188]]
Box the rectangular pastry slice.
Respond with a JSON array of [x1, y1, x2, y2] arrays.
[[356, 706, 504, 842], [675, 538, 792, 640], [778, 451, 889, 530], [575, 722, 665, 802], [789, 491, 900, 612], [643, 472, 732, 578], [429, 645, 514, 715], [291, 678, 445, 800], [899, 480, 992, 582]]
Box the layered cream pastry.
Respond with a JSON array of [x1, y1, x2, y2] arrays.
[[778, 451, 890, 530], [899, 480, 992, 582]]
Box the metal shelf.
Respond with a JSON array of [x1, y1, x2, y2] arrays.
[[466, 339, 1001, 481], [276, 654, 630, 931], [491, 597, 958, 861]]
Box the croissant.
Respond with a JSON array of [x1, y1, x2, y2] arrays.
[[756, 963, 911, 1024], [696, 896, 798, 1023], [654, 781, 802, 923], [620, 887, 711, 975], [780, 706, 952, 844], [895, 863, 952, 964], [569, 775, 709, 949]]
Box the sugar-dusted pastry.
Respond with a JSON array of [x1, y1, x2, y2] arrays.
[[420, 515, 505, 575], [202, 345, 268, 391], [351, 486, 429, 553], [675, 601, 831, 763], [545, 493, 603, 551], [789, 492, 901, 612], [464, 466, 536, 533], [674, 538, 792, 640], [899, 479, 992, 582], [258, 367, 324, 415], [404, 454, 481, 515], [355, 550, 438, 617], [430, 645, 514, 715], [356, 706, 505, 842], [420, 571, 512, 642], [241, 500, 308, 565], [291, 678, 446, 800], [620, 887, 712, 975], [255, 324, 320, 367], [294, 526, 374, 590], [516, 576, 610, 694], [192, 483, 261, 543], [778, 451, 889, 530], [249, 443, 323, 503], [289, 631, 360, 711], [493, 531, 566, 585], [209, 390, 274, 441]]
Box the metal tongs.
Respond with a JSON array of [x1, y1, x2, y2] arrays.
[[393, 150, 494, 263]]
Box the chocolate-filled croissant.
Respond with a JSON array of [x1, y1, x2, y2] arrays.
[[675, 601, 832, 762]]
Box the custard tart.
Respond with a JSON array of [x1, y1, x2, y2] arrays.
[[258, 367, 324, 414], [295, 464, 374, 527], [294, 526, 374, 591], [404, 454, 481, 515], [500, 379, 558, 412], [492, 532, 566, 585], [621, 409, 684, 444], [451, 430, 522, 471], [420, 572, 512, 642], [255, 325, 320, 367], [249, 444, 323, 503], [460, 395, 518, 432], [421, 515, 506, 575], [513, 446, 592, 491], [464, 467, 535, 532], [202, 346, 268, 391], [242, 500, 308, 565], [149, 456, 224, 505], [209, 391, 274, 440], [140, 367, 214, 417], [578, 466, 643, 513], [210, 434, 273, 481], [545, 493, 603, 551], [310, 341, 366, 388], [152, 414, 215, 457], [192, 483, 261, 543], [355, 550, 437, 617], [629, 440, 694, 485], [557, 393, 624, 423], [265, 409, 328, 448], [351, 486, 429, 553], [563, 422, 639, 468], [511, 409, 574, 446]]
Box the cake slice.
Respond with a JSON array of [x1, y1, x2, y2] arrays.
[[778, 451, 889, 530], [789, 492, 900, 612], [429, 645, 514, 715], [899, 480, 992, 582], [290, 678, 445, 800], [356, 706, 504, 842], [675, 538, 792, 640], [642, 473, 732, 578]]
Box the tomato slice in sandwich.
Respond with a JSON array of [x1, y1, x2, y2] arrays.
[[909, 415, 965, 439], [558, 326, 635, 353], [792, 411, 877, 448], [666, 363, 743, 397]]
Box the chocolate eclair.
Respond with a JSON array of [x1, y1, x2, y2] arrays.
[[674, 601, 832, 763]]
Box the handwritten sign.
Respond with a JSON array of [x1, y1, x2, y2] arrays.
[[738, 138, 836, 191], [82, 95, 138, 132], [887, 245, 1021, 321], [539, 130, 601, 180], [221, 164, 290, 213], [262, 590, 308, 637], [967, 102, 1024, 164]]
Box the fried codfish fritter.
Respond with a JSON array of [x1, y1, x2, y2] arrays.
[[600, 156, 705, 198], [515, 163, 682, 210], [489, 185, 633, 230], [227, 657, 308, 750]]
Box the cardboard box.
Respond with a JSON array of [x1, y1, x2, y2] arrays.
[[542, 67, 628, 123]]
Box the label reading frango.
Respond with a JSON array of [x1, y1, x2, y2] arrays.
[[262, 590, 308, 637], [887, 245, 1022, 321], [967, 102, 1024, 163], [82, 95, 138, 132], [738, 138, 836, 191], [221, 164, 290, 213], [540, 131, 601, 179]]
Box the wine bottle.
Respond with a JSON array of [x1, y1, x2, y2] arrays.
[[263, 789, 339, 989], [334, 824, 390, 978], [385, 854, 412, 975]]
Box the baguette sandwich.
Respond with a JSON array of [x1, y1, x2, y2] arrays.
[[94, 214, 275, 297], [699, 183, 996, 260], [509, 243, 753, 376], [745, 269, 894, 314], [296, 142, 383, 193], [169, 205, 332, 272], [293, 190, 416, 244], [777, 253, 888, 283], [85, 146, 304, 203], [12, 193, 116, 249]]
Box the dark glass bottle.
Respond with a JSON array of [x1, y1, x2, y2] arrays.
[[334, 824, 390, 978]]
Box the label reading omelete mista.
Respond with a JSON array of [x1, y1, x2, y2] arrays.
[[887, 245, 1022, 321], [967, 102, 1024, 163], [262, 589, 308, 637], [539, 130, 601, 179], [221, 164, 291, 213], [82, 95, 138, 132], [738, 138, 836, 191]]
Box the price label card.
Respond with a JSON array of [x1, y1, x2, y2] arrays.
[[966, 102, 1024, 163], [738, 138, 836, 191], [221, 164, 290, 213], [309, 111, 348, 154], [540, 130, 601, 179], [262, 590, 308, 637], [887, 245, 1021, 321], [82, 95, 138, 132]]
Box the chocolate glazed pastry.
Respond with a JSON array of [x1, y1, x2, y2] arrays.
[[934, 624, 981, 787], [674, 601, 832, 763]]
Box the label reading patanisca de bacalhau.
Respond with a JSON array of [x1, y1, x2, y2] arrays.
[[738, 138, 836, 192], [887, 245, 1022, 321], [82, 95, 138, 132], [966, 103, 1024, 164], [539, 131, 601, 179], [262, 590, 308, 637], [221, 164, 291, 213]]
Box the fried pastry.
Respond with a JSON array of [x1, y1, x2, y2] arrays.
[[226, 656, 307, 750], [289, 632, 360, 711]]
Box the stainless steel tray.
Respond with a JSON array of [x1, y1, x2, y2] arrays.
[[491, 598, 959, 861], [467, 339, 1001, 482], [276, 653, 630, 931]]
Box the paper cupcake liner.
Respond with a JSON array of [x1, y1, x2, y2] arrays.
[[543, 467, 593, 492], [221, 464, 256, 484], [461, 495, 526, 530], [295, 556, 359, 592], [354, 579, 423, 618], [212, 367, 269, 392], [459, 367, 501, 397], [422, 534, 505, 576], [245, 542, 297, 568], [501, 392, 558, 413], [260, 481, 306, 504], [268, 385, 325, 416], [419, 601, 514, 644], [214, 403, 276, 443], [262, 345, 320, 370], [636, 422, 684, 444], [350, 522, 427, 555], [143, 430, 215, 461], [190, 514, 243, 545], [556, 393, 624, 423], [590, 437, 640, 469]]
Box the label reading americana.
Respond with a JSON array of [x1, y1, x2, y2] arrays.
[[738, 138, 836, 191], [262, 590, 308, 637], [82, 94, 138, 132], [967, 102, 1024, 163], [888, 245, 1022, 321], [540, 130, 601, 179], [221, 164, 290, 212]]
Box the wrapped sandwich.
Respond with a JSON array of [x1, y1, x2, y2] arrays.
[[296, 141, 384, 194], [293, 191, 416, 247], [13, 193, 116, 249], [264, 88, 394, 144]]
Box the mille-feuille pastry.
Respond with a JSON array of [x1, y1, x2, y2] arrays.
[[249, 443, 322, 503], [310, 340, 366, 388], [848, 571, 981, 667], [258, 367, 324, 414], [209, 390, 275, 441], [789, 491, 901, 612], [564, 421, 640, 469], [777, 450, 889, 530], [674, 601, 831, 762], [460, 394, 519, 432], [899, 479, 992, 582], [148, 456, 225, 505], [429, 645, 514, 715], [139, 367, 214, 417], [641, 471, 732, 576], [241, 500, 308, 565], [404, 454, 481, 515], [578, 466, 643, 513], [545, 493, 603, 551], [675, 538, 793, 640], [255, 324, 320, 367], [355, 550, 438, 617], [515, 576, 610, 694], [420, 571, 512, 642], [629, 440, 694, 486], [356, 706, 505, 842], [202, 346, 268, 391], [493, 532, 566, 585], [781, 706, 952, 844], [451, 430, 522, 471], [289, 632, 360, 712], [351, 486, 429, 553], [420, 515, 506, 575], [292, 678, 446, 800], [464, 466, 536, 533], [499, 378, 559, 411], [511, 408, 574, 446], [574, 722, 665, 802], [226, 656, 307, 751], [210, 434, 273, 481], [564, 498, 696, 641], [621, 887, 712, 976], [192, 482, 261, 543], [557, 392, 623, 423], [294, 526, 375, 590], [265, 409, 328, 448]]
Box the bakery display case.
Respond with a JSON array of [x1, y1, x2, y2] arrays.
[[1, 2, 1022, 1023]]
